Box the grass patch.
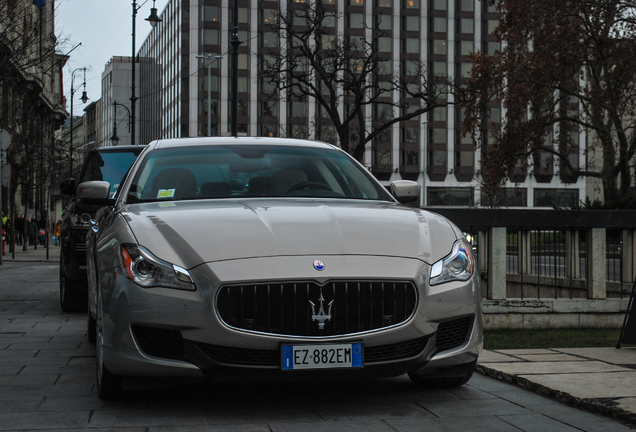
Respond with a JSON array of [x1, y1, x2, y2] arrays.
[[483, 327, 622, 350]]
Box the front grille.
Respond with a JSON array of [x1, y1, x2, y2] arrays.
[[435, 316, 472, 352], [191, 336, 429, 367], [75, 243, 87, 266], [217, 281, 418, 337], [133, 325, 185, 360]]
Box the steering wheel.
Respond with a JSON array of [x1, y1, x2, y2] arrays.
[[286, 181, 332, 194]]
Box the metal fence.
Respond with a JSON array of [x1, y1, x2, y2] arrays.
[[429, 209, 636, 301]]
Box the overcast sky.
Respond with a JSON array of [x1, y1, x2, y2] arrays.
[[55, 0, 170, 115]]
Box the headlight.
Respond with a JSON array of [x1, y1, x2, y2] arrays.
[[429, 238, 475, 286], [71, 213, 92, 228], [120, 244, 195, 291]]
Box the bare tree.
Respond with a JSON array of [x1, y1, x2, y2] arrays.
[[262, 2, 466, 162]]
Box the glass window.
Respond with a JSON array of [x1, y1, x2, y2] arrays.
[[433, 107, 447, 122], [433, 0, 447, 10], [376, 0, 392, 7], [321, 34, 337, 49], [404, 0, 419, 8], [405, 16, 419, 32], [460, 62, 472, 77], [377, 16, 392, 30], [460, 19, 474, 34], [459, 151, 473, 167], [431, 150, 447, 166], [433, 40, 447, 55], [238, 7, 249, 23], [237, 100, 248, 116], [263, 32, 278, 47], [292, 101, 306, 117], [350, 13, 364, 28], [405, 38, 419, 53], [203, 29, 218, 45], [203, 6, 219, 22], [403, 60, 418, 75], [433, 128, 447, 144], [262, 9, 278, 25], [488, 19, 499, 34], [460, 41, 474, 56], [350, 0, 364, 4], [237, 77, 248, 93], [404, 127, 419, 143], [461, 0, 474, 12], [427, 188, 473, 206], [433, 17, 447, 33], [378, 37, 392, 52], [487, 41, 500, 55], [323, 15, 336, 27], [261, 101, 277, 117], [433, 61, 447, 75]]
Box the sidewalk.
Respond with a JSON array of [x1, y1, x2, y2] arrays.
[[479, 347, 636, 426], [0, 241, 60, 263]]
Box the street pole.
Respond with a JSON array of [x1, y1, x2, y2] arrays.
[[131, 1, 138, 147], [231, 0, 241, 137], [69, 67, 88, 179]]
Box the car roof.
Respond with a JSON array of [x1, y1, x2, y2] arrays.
[[147, 137, 338, 151]]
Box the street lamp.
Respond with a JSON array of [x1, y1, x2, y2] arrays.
[[110, 101, 131, 146], [196, 54, 223, 136], [231, 0, 241, 137], [69, 67, 89, 178], [131, 0, 162, 146]]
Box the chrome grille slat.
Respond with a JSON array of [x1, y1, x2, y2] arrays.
[[217, 280, 417, 337]]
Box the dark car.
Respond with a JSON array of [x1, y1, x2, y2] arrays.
[[59, 145, 145, 312]]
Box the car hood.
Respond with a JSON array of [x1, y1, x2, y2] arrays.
[[121, 199, 457, 269]]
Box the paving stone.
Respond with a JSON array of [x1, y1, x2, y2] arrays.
[[387, 416, 522, 432], [497, 413, 584, 432], [478, 349, 523, 363], [553, 347, 636, 365], [270, 420, 395, 432], [482, 361, 630, 375], [519, 371, 636, 400], [513, 353, 587, 362], [0, 411, 90, 430], [417, 398, 533, 418], [497, 349, 556, 355], [89, 408, 208, 428]]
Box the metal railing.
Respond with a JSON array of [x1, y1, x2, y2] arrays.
[[430, 209, 636, 301]]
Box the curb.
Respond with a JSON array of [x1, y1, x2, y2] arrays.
[[477, 364, 636, 427]]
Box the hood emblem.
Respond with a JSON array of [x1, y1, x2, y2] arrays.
[[313, 260, 325, 271], [310, 289, 333, 330]]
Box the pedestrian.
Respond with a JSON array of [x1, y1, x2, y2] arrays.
[[15, 214, 25, 245], [1, 212, 7, 245], [53, 220, 61, 246], [27, 217, 36, 246]]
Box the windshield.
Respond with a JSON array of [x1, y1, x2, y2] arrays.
[[81, 151, 141, 198], [126, 145, 392, 203]]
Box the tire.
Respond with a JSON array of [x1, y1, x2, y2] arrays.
[[87, 306, 96, 343], [408, 362, 476, 389], [59, 266, 88, 313], [96, 294, 122, 400]]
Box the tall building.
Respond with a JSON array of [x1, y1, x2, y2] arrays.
[[135, 0, 585, 208]]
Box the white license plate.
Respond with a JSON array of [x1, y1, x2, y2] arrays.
[[281, 343, 363, 370]]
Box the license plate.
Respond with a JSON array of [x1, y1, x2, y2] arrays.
[[281, 343, 363, 370]]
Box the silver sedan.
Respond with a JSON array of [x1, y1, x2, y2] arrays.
[[83, 137, 482, 399]]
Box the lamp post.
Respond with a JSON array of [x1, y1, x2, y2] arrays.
[[131, 0, 162, 146], [230, 0, 241, 137], [69, 67, 89, 178], [110, 101, 131, 146]]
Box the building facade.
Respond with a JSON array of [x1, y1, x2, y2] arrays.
[[135, 0, 585, 208]]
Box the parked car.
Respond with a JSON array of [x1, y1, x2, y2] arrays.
[[83, 137, 482, 400], [58, 145, 145, 312]]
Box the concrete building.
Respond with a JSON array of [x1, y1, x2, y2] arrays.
[[101, 57, 140, 148], [130, 0, 585, 208]]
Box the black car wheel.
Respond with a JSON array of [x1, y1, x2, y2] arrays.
[[87, 306, 96, 343], [96, 293, 122, 400]]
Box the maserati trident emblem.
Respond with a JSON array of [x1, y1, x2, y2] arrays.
[[313, 260, 325, 271], [309, 289, 333, 330]]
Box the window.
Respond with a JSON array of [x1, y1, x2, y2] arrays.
[[376, 0, 392, 7], [262, 9, 278, 24], [203, 6, 218, 22], [291, 101, 307, 117], [433, 61, 447, 75], [433, 17, 447, 33], [377, 16, 392, 30], [350, 13, 364, 28], [461, 0, 474, 12], [433, 106, 447, 122], [263, 32, 278, 47], [203, 29, 218, 45], [433, 40, 447, 55], [534, 189, 579, 208], [427, 188, 474, 206], [238, 7, 249, 24], [404, 0, 419, 8], [482, 188, 528, 207], [488, 19, 499, 34], [405, 16, 419, 32], [261, 101, 277, 117], [433, 0, 447, 10], [460, 62, 472, 78], [237, 100, 248, 116], [405, 38, 419, 53], [378, 37, 392, 52], [460, 41, 474, 56], [433, 128, 447, 144], [460, 19, 474, 34], [238, 54, 248, 70]]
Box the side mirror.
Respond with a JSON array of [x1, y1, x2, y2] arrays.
[[77, 181, 114, 205], [390, 180, 420, 206], [59, 178, 76, 195]]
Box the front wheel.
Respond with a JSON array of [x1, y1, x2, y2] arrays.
[[95, 294, 122, 400]]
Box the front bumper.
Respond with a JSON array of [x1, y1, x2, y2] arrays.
[[99, 255, 483, 379]]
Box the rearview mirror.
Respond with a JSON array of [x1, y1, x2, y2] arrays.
[[390, 180, 420, 206]]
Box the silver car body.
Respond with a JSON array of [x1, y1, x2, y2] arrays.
[[87, 137, 482, 392]]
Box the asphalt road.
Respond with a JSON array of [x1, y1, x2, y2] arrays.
[[0, 260, 633, 431]]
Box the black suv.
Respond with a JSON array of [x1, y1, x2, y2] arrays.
[[59, 145, 145, 312]]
